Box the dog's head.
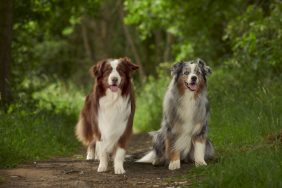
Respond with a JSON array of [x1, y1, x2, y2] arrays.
[[90, 57, 139, 93], [171, 58, 212, 93]]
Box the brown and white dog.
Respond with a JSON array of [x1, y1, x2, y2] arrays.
[[75, 57, 138, 174]]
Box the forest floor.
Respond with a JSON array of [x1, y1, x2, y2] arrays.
[[0, 134, 194, 188]]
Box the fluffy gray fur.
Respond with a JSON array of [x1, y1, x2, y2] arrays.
[[137, 58, 214, 170]]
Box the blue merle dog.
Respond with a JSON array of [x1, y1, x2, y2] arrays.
[[137, 58, 214, 170]]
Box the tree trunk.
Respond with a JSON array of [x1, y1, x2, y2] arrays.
[[163, 32, 174, 62], [0, 0, 13, 108], [81, 17, 94, 61], [118, 0, 146, 83], [154, 30, 162, 64]]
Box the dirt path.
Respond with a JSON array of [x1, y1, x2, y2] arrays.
[[0, 134, 193, 188]]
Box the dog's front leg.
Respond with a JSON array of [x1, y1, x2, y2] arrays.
[[168, 151, 181, 170], [114, 147, 126, 174], [97, 152, 108, 172], [97, 142, 108, 172], [194, 139, 207, 167], [166, 138, 181, 170]]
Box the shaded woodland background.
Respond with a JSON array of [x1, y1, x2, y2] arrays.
[[1, 0, 280, 104], [0, 0, 281, 187]]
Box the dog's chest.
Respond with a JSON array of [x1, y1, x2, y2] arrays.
[[178, 92, 198, 131], [173, 92, 203, 153], [98, 90, 131, 141]]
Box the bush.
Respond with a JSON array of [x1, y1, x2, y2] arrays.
[[134, 63, 171, 132], [0, 81, 84, 167], [32, 80, 84, 115], [224, 2, 282, 72], [0, 105, 80, 167]]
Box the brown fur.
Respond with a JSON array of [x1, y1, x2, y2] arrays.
[[75, 57, 138, 151], [118, 90, 136, 148], [165, 138, 180, 162], [177, 76, 186, 96], [194, 76, 205, 98]]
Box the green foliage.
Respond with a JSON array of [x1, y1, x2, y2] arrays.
[[124, 1, 182, 39], [187, 145, 282, 188], [0, 106, 80, 168], [11, 0, 102, 96], [0, 82, 84, 167], [32, 81, 84, 115], [134, 63, 171, 132], [224, 1, 282, 71], [209, 66, 282, 147], [124, 0, 249, 63]]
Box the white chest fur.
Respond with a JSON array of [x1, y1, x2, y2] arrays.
[[173, 91, 204, 157], [97, 89, 131, 153]]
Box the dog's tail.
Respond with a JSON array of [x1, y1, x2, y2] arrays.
[[136, 130, 163, 163], [136, 150, 156, 163], [75, 114, 93, 146], [205, 139, 214, 160]]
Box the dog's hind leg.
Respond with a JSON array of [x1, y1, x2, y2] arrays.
[[86, 140, 96, 160]]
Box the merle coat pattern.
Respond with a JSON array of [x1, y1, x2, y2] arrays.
[[137, 58, 214, 170]]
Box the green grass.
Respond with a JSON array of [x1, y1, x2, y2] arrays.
[[173, 67, 282, 187], [186, 144, 282, 188], [0, 107, 81, 168], [0, 81, 83, 168]]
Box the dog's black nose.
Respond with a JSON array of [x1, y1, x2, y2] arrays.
[[112, 77, 118, 83], [191, 76, 197, 82]]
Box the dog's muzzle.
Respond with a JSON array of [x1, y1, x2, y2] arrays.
[[185, 82, 197, 91]]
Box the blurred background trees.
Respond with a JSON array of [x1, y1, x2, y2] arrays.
[[1, 2, 282, 183], [0, 0, 280, 128], [0, 0, 13, 107], [1, 0, 280, 106], [0, 0, 281, 128]]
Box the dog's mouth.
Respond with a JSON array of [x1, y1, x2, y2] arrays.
[[185, 82, 197, 92], [109, 84, 119, 92]]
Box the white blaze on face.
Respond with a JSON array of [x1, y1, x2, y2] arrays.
[[187, 63, 198, 84], [108, 59, 121, 92], [184, 63, 199, 92]]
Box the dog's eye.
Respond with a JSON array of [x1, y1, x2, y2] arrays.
[[183, 71, 189, 75]]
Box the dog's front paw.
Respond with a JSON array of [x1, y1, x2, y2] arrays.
[[114, 166, 126, 174], [97, 164, 108, 172], [86, 152, 94, 160], [168, 160, 180, 170], [195, 160, 207, 167]]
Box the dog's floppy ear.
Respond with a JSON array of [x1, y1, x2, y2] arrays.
[[197, 58, 212, 76], [90, 59, 107, 78], [171, 61, 185, 76], [121, 57, 139, 72]]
